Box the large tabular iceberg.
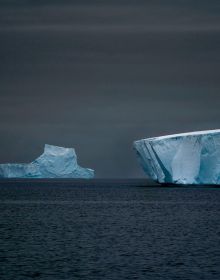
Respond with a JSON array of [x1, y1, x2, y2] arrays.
[[0, 144, 94, 179], [134, 129, 220, 185]]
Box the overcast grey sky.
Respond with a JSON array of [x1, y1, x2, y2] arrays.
[[0, 0, 220, 177]]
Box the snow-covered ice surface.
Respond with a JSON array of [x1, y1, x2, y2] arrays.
[[134, 129, 220, 185], [0, 144, 94, 179]]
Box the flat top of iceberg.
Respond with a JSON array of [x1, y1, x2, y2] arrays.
[[139, 129, 220, 142], [44, 144, 76, 156]]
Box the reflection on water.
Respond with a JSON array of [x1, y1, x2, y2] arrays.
[[0, 182, 220, 280]]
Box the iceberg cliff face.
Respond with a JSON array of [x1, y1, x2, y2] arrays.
[[134, 129, 220, 185], [0, 144, 94, 179]]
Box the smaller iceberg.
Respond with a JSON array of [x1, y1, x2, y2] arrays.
[[134, 129, 220, 185], [0, 144, 94, 179]]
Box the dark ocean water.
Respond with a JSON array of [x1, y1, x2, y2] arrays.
[[0, 180, 220, 280]]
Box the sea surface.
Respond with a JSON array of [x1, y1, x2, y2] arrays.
[[0, 180, 220, 280]]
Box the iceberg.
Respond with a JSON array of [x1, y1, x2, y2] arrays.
[[0, 144, 94, 179], [134, 129, 220, 185]]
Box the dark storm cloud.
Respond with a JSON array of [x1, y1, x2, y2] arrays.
[[0, 1, 220, 177]]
